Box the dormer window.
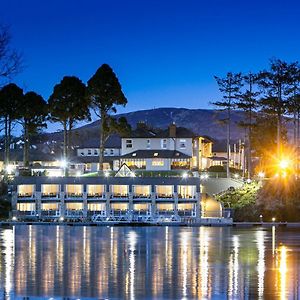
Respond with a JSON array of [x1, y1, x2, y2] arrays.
[[87, 149, 92, 155], [146, 139, 151, 149]]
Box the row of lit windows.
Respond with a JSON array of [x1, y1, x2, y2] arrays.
[[17, 184, 197, 198]]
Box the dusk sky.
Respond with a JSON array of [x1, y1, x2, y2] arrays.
[[1, 0, 300, 127]]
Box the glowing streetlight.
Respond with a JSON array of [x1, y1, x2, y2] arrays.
[[182, 172, 188, 179], [5, 164, 15, 175], [234, 173, 239, 179], [60, 159, 68, 168], [272, 217, 276, 222], [258, 171, 265, 179], [279, 159, 290, 170]]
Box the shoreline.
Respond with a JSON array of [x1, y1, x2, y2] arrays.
[[1, 221, 300, 227]]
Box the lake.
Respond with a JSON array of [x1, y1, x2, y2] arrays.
[[0, 225, 299, 299]]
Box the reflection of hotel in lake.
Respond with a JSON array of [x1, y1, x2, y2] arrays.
[[12, 176, 224, 222], [0, 226, 298, 299]]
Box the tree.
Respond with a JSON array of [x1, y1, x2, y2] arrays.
[[0, 83, 23, 167], [0, 25, 22, 84], [212, 72, 243, 178], [257, 59, 297, 156], [20, 91, 48, 166], [236, 73, 259, 178], [48, 76, 89, 164], [87, 64, 127, 171]]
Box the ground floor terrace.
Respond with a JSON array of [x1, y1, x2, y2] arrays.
[[12, 176, 224, 223]]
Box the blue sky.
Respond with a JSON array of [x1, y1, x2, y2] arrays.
[[1, 0, 300, 131]]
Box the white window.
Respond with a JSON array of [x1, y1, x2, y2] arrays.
[[146, 139, 151, 149], [126, 139, 133, 148], [94, 149, 98, 155], [110, 149, 114, 155], [161, 139, 167, 149], [87, 149, 92, 155], [180, 139, 186, 149]]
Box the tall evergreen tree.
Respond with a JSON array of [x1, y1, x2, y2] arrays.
[[0, 83, 23, 167], [20, 91, 48, 166], [48, 76, 89, 165], [236, 73, 259, 178], [87, 64, 127, 171], [212, 72, 243, 178], [257, 59, 297, 156]]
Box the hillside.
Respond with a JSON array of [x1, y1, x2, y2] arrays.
[[79, 107, 247, 140], [41, 107, 293, 148]]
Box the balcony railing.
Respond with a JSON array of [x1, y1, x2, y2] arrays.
[[87, 193, 106, 199], [65, 209, 84, 217], [17, 193, 34, 198], [156, 194, 174, 199], [178, 209, 195, 217], [66, 193, 83, 198], [17, 210, 37, 216], [41, 210, 60, 217], [87, 210, 106, 216], [110, 193, 129, 199], [178, 194, 196, 199], [133, 194, 151, 199], [110, 209, 129, 216], [41, 193, 59, 198]]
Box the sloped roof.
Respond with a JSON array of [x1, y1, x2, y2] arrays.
[[120, 150, 191, 159]]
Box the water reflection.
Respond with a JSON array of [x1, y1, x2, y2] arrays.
[[0, 225, 299, 298]]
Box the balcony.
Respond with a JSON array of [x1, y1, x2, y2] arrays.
[[17, 193, 34, 199], [65, 209, 84, 218], [87, 193, 106, 200], [110, 193, 129, 200], [17, 210, 37, 217], [40, 210, 60, 217], [41, 193, 59, 199]]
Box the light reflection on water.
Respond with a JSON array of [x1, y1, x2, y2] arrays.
[[0, 225, 299, 299]]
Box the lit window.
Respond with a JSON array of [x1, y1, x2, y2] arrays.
[[132, 153, 137, 157], [126, 139, 133, 148], [161, 139, 167, 149], [154, 152, 159, 157], [152, 159, 164, 166]]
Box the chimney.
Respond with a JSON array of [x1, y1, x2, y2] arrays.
[[169, 122, 176, 138]]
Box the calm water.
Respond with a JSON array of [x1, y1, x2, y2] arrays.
[[0, 225, 299, 299]]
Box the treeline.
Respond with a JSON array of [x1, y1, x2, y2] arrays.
[[0, 65, 130, 170], [0, 26, 130, 172], [213, 58, 300, 177]]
